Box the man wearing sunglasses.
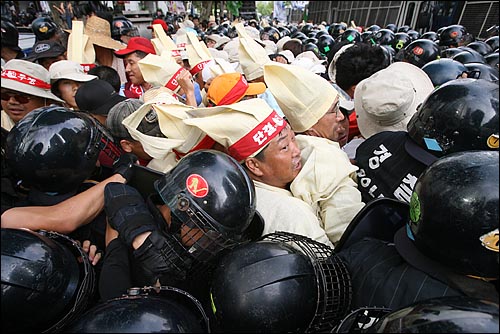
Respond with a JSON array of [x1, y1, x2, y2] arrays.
[[1, 59, 63, 131]]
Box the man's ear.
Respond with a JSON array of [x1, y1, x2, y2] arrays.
[[244, 157, 264, 177], [304, 127, 321, 137], [119, 139, 134, 153]]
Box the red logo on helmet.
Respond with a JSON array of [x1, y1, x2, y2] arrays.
[[450, 31, 458, 38], [413, 46, 424, 56], [115, 21, 123, 28], [186, 174, 209, 198]]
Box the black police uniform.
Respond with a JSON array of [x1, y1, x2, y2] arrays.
[[337, 237, 499, 310], [355, 131, 437, 204]]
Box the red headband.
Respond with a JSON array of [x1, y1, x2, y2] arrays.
[[228, 110, 287, 161], [1, 69, 51, 89], [165, 67, 184, 91], [189, 59, 211, 75]]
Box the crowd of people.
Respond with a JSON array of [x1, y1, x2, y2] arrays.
[[1, 5, 499, 333]]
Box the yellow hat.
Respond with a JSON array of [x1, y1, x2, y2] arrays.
[[183, 98, 287, 162], [235, 23, 271, 81], [138, 54, 185, 92], [184, 31, 213, 75], [263, 62, 338, 133]]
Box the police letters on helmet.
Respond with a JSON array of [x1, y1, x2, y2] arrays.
[[35, 43, 51, 53]]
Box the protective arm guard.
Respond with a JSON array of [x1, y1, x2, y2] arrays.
[[104, 183, 156, 247], [132, 230, 194, 286]]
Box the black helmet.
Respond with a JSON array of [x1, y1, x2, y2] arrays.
[[328, 23, 347, 38], [210, 232, 352, 332], [440, 46, 464, 59], [1, 228, 94, 333], [66, 286, 209, 333], [261, 26, 281, 43], [339, 28, 361, 43], [421, 31, 438, 42], [1, 19, 20, 50], [464, 62, 499, 81], [385, 23, 398, 33], [301, 23, 314, 35], [317, 34, 336, 56], [421, 58, 468, 87], [361, 31, 375, 44], [372, 28, 395, 46], [315, 29, 329, 40], [452, 49, 487, 64], [407, 78, 499, 156], [278, 26, 291, 37], [407, 29, 421, 41], [366, 24, 381, 32], [368, 296, 500, 333], [485, 52, 499, 68], [31, 16, 59, 41], [111, 16, 139, 41], [407, 150, 499, 279], [5, 106, 119, 194], [439, 25, 473, 47], [402, 39, 440, 68], [397, 25, 411, 33], [154, 150, 258, 263], [391, 32, 412, 52], [466, 41, 494, 56], [485, 35, 499, 51], [304, 37, 319, 46]]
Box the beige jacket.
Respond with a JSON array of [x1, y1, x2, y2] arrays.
[[291, 135, 365, 245], [254, 180, 333, 248]]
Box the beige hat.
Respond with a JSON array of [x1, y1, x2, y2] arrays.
[[201, 58, 238, 82], [141, 86, 177, 103], [279, 50, 295, 63], [183, 98, 287, 162], [244, 25, 261, 40], [184, 32, 213, 75], [291, 51, 327, 74], [1, 59, 64, 102], [236, 23, 271, 81], [178, 19, 195, 30], [263, 62, 338, 133], [206, 34, 231, 49], [84, 16, 125, 50], [354, 62, 434, 139], [138, 54, 185, 93], [151, 24, 182, 58], [208, 48, 229, 62], [276, 36, 291, 52], [327, 43, 354, 83], [262, 39, 277, 55], [223, 38, 240, 63], [49, 60, 97, 83]]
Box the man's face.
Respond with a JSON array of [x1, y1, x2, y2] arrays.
[[124, 52, 146, 85], [309, 96, 349, 147], [206, 38, 217, 48], [252, 124, 302, 188], [1, 88, 46, 123]]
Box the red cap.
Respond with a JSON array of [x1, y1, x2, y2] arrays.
[[114, 37, 156, 57], [148, 19, 168, 31]]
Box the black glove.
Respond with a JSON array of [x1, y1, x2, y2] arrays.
[[104, 183, 156, 247], [112, 153, 138, 182]]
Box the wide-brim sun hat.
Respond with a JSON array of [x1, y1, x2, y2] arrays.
[[1, 59, 64, 102], [84, 16, 125, 50], [354, 62, 434, 139]]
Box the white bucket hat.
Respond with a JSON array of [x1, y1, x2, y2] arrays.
[[354, 62, 434, 139], [1, 59, 64, 102], [49, 60, 97, 83]]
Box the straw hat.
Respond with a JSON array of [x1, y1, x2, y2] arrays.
[[138, 54, 185, 93], [235, 23, 271, 81], [263, 62, 339, 133], [1, 59, 63, 102], [354, 62, 434, 139], [84, 16, 125, 50], [183, 98, 287, 162]]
